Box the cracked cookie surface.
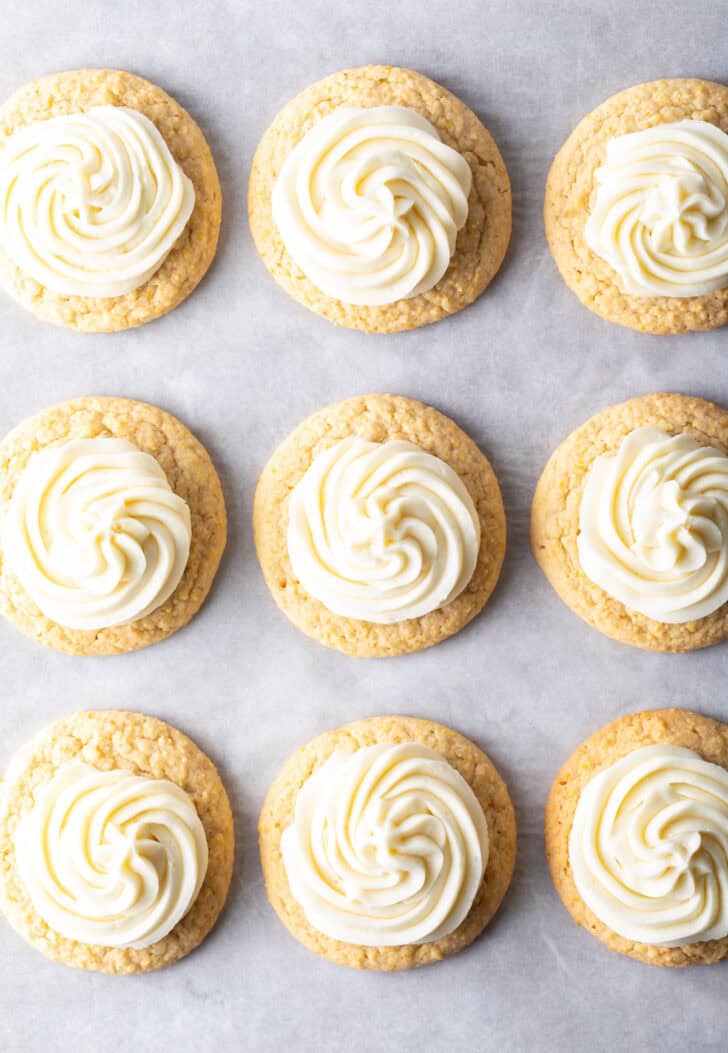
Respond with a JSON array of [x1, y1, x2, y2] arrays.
[[248, 65, 511, 333], [0, 68, 221, 332], [545, 78, 728, 334], [0, 709, 234, 974], [259, 715, 516, 971], [254, 394, 506, 657], [545, 708, 728, 967], [531, 393, 728, 652], [0, 396, 226, 655]]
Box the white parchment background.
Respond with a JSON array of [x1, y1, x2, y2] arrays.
[[0, 2, 726, 1051]]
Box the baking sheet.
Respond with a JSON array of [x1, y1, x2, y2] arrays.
[[1, 2, 727, 1050]]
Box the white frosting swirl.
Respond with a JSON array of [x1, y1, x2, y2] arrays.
[[15, 762, 208, 949], [272, 105, 472, 305], [578, 426, 728, 623], [0, 105, 195, 297], [3, 437, 191, 630], [287, 436, 480, 623], [281, 743, 488, 946], [569, 745, 728, 947], [585, 119, 728, 297]]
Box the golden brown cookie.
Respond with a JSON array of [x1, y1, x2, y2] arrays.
[[545, 78, 728, 334], [0, 709, 234, 974], [531, 392, 728, 652], [545, 708, 728, 967], [248, 64, 511, 333], [0, 68, 221, 332], [254, 394, 506, 657], [259, 715, 516, 970], [0, 396, 226, 655]]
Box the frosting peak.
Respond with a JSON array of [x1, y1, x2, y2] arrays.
[[0, 105, 195, 297], [272, 105, 472, 305], [3, 437, 191, 630], [585, 119, 728, 298], [577, 426, 728, 623], [15, 762, 208, 949], [281, 742, 488, 946], [287, 436, 480, 623]]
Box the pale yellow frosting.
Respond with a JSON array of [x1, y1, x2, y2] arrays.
[[15, 762, 208, 949], [287, 436, 480, 623], [0, 105, 194, 297], [3, 437, 191, 629], [569, 744, 728, 947], [585, 119, 728, 297], [281, 742, 488, 946], [578, 426, 728, 623], [272, 105, 471, 305]]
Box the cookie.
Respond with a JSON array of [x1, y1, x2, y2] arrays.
[[531, 393, 728, 652], [0, 396, 226, 655], [545, 708, 728, 967], [259, 715, 516, 970], [0, 69, 221, 332], [545, 78, 728, 334], [248, 65, 511, 333], [0, 710, 234, 974], [254, 394, 506, 657]]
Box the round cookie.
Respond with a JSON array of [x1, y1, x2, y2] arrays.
[[0, 68, 221, 332], [254, 394, 506, 657], [546, 707, 728, 967], [545, 78, 728, 334], [531, 392, 728, 652], [0, 396, 227, 655], [0, 709, 234, 974], [248, 64, 511, 333], [259, 715, 516, 971]]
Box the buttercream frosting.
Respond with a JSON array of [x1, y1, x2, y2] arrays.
[[0, 105, 194, 297], [569, 744, 728, 947], [272, 105, 471, 305], [585, 119, 728, 297], [287, 436, 480, 623], [281, 742, 488, 946], [3, 437, 191, 629], [15, 761, 208, 949], [578, 426, 728, 623]]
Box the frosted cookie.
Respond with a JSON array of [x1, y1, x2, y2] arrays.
[[545, 78, 728, 333], [248, 65, 511, 333], [259, 715, 516, 970], [0, 68, 221, 332], [254, 394, 506, 657], [545, 708, 728, 967], [0, 396, 226, 655], [531, 393, 728, 652], [0, 710, 234, 974]]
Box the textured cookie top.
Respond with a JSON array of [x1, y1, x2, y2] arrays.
[[0, 396, 227, 655], [254, 394, 506, 657], [531, 393, 728, 652], [249, 65, 511, 333], [545, 78, 728, 333], [545, 708, 728, 967], [0, 710, 234, 974], [0, 69, 221, 332], [259, 715, 516, 971]]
